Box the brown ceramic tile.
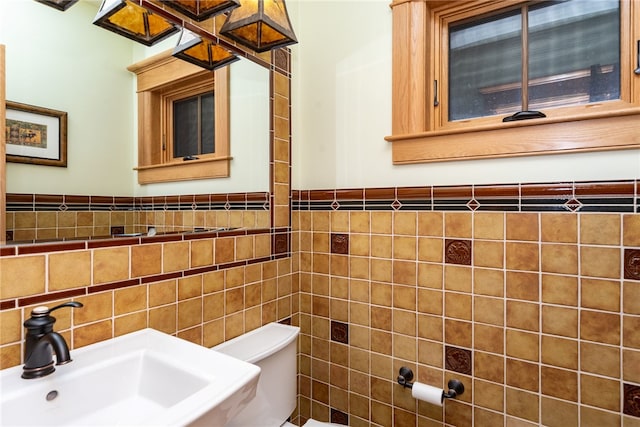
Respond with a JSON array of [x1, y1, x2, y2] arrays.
[[0, 255, 46, 299], [581, 214, 621, 245], [541, 335, 577, 370], [541, 274, 578, 306], [505, 271, 539, 301], [580, 278, 620, 312], [580, 406, 621, 427], [623, 315, 640, 349], [623, 349, 640, 383], [541, 397, 578, 427], [506, 301, 539, 332], [581, 374, 620, 411], [505, 242, 539, 272], [74, 320, 113, 348], [623, 214, 640, 246], [623, 281, 640, 315], [580, 310, 620, 345], [444, 212, 472, 238], [540, 244, 578, 275], [505, 387, 539, 423], [506, 213, 539, 241], [505, 329, 538, 362], [542, 306, 578, 338], [49, 251, 91, 291], [473, 240, 504, 268], [580, 341, 620, 378], [580, 246, 621, 279], [506, 359, 539, 392]]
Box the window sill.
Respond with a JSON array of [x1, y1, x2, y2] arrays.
[[385, 108, 640, 164], [135, 156, 232, 184]]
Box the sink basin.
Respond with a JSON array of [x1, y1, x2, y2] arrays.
[[0, 329, 260, 426]]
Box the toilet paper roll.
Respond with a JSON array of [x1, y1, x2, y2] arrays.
[[411, 382, 444, 406]]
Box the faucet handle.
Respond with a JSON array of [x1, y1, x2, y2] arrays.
[[30, 301, 83, 318]]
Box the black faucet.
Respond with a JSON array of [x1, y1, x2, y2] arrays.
[[22, 301, 83, 379]]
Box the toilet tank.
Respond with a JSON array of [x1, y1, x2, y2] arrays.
[[213, 323, 300, 427]]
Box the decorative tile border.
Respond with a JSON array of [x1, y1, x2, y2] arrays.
[[6, 192, 270, 212], [292, 180, 639, 213]]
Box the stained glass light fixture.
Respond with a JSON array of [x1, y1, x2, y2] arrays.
[[159, 0, 240, 21], [93, 0, 179, 46], [173, 28, 239, 71], [219, 0, 297, 53], [35, 0, 79, 11]]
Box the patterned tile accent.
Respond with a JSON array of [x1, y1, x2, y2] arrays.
[[331, 408, 349, 425], [331, 234, 349, 254], [331, 321, 349, 344], [624, 249, 640, 280], [624, 383, 640, 417], [445, 240, 472, 265], [445, 346, 472, 375], [273, 231, 290, 255]]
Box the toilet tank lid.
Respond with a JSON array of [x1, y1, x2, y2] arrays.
[[212, 323, 300, 364]]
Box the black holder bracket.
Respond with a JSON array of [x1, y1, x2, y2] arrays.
[[397, 367, 465, 400]]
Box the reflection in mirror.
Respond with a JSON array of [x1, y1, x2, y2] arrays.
[[1, 0, 270, 245]]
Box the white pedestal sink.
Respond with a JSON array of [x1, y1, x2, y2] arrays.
[[0, 329, 260, 426]]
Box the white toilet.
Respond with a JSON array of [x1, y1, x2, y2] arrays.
[[213, 322, 346, 427]]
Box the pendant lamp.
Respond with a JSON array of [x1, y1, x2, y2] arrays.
[[173, 28, 239, 71], [219, 0, 297, 53], [35, 0, 79, 11], [93, 0, 179, 46], [159, 0, 240, 21]]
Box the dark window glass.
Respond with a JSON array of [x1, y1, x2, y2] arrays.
[[448, 0, 620, 121], [200, 93, 215, 155], [173, 92, 215, 158]]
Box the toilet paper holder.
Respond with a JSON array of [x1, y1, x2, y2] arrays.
[[397, 367, 465, 400]]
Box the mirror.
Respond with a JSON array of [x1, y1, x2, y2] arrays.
[[1, 0, 270, 244]]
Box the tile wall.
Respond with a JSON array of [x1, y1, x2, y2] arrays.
[[5, 192, 270, 242], [292, 181, 640, 427]]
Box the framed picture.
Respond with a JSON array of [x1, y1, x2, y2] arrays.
[[5, 101, 67, 167]]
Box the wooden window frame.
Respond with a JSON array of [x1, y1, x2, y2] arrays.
[[128, 50, 230, 184], [386, 0, 640, 164]]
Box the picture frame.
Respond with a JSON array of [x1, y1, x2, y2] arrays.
[[5, 101, 67, 167]]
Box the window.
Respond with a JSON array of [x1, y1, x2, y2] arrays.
[[448, 1, 620, 122], [128, 51, 230, 184], [386, 0, 640, 163], [172, 92, 215, 158]]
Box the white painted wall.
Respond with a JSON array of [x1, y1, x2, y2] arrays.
[[289, 0, 640, 190]]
